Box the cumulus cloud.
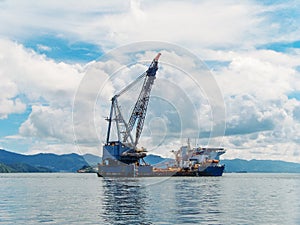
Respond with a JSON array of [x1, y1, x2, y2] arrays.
[[1, 39, 300, 161], [0, 0, 300, 162], [1, 0, 297, 49], [0, 60, 26, 118], [0, 98, 26, 119], [19, 105, 73, 141], [209, 48, 300, 162], [0, 39, 87, 153]]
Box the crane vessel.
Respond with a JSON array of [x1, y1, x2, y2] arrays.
[[97, 53, 225, 177]]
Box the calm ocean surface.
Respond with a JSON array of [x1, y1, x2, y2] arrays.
[[0, 173, 299, 225]]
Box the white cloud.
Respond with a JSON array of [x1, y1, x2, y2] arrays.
[[1, 38, 299, 161], [214, 51, 298, 100], [0, 60, 26, 118], [0, 98, 26, 119], [83, 0, 266, 49], [0, 38, 87, 153], [208, 48, 300, 162], [37, 44, 51, 52], [0, 39, 83, 105], [19, 105, 72, 141], [1, 0, 297, 50], [0, 1, 300, 162]]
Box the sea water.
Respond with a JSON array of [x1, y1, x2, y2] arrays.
[[0, 173, 299, 224]]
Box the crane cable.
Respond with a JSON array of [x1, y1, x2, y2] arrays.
[[115, 71, 147, 98]]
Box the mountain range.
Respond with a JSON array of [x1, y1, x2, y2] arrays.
[[1, 149, 300, 173], [0, 149, 98, 172]]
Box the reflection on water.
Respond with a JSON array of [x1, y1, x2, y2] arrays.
[[97, 175, 300, 224], [173, 177, 223, 224], [1, 174, 299, 224], [99, 177, 224, 224], [101, 178, 151, 225]]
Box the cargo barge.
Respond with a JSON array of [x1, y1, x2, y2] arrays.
[[97, 140, 226, 177]]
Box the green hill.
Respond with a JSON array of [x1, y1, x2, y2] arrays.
[[1, 149, 300, 173], [0, 162, 53, 173], [0, 149, 90, 172], [0, 163, 15, 173], [222, 159, 300, 173]]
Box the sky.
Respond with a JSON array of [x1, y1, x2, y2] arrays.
[[0, 0, 300, 162]]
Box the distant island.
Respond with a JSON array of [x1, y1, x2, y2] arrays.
[[1, 149, 300, 173]]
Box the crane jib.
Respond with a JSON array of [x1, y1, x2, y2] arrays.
[[146, 52, 161, 77], [146, 61, 158, 76], [105, 53, 161, 158]]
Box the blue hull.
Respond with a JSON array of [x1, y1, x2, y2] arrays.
[[198, 165, 225, 176], [97, 164, 225, 177]]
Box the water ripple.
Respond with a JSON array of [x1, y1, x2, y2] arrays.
[[0, 173, 299, 224]]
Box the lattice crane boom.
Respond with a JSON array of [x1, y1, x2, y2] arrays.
[[123, 53, 161, 146], [105, 53, 161, 149]]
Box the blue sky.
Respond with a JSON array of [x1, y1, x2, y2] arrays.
[[23, 35, 103, 63], [0, 0, 300, 162]]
